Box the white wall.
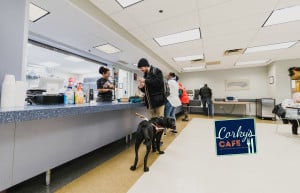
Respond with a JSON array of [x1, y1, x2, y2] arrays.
[[179, 66, 269, 99], [0, 0, 29, 92], [268, 59, 300, 103]]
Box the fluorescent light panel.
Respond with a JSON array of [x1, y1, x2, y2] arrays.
[[264, 5, 300, 26], [64, 56, 84, 62], [245, 41, 297, 53], [95, 44, 121, 54], [29, 3, 49, 22], [182, 66, 205, 71], [235, 59, 270, 66], [173, 54, 204, 62], [154, 28, 201, 46], [40, 62, 60, 67], [115, 0, 143, 8]]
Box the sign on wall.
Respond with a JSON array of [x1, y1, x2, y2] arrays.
[[215, 118, 257, 156]]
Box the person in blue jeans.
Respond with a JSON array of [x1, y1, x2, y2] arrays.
[[199, 84, 213, 117], [164, 72, 181, 134]]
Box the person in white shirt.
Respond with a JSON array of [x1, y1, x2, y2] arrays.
[[164, 72, 181, 133]]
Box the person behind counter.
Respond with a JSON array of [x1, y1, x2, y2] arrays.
[[97, 66, 114, 102]]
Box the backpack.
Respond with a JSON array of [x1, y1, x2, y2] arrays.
[[178, 88, 183, 98]]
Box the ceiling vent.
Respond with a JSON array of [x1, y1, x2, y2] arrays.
[[206, 61, 221, 65], [224, 48, 244, 56], [191, 58, 205, 63]]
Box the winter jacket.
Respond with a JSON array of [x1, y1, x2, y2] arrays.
[[140, 66, 166, 108], [199, 86, 212, 99], [178, 82, 189, 104], [167, 79, 181, 107]]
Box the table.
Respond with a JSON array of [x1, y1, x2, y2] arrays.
[[213, 101, 251, 116]]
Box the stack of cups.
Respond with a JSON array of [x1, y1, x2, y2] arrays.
[[1, 74, 27, 108], [1, 74, 16, 108]]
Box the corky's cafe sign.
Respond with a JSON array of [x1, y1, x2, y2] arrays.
[[215, 118, 257, 156]]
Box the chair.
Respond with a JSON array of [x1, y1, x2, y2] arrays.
[[272, 104, 299, 134]]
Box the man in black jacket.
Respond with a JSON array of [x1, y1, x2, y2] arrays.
[[137, 58, 166, 118], [199, 84, 213, 117]]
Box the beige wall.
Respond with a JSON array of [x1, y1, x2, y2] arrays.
[[179, 66, 269, 99]]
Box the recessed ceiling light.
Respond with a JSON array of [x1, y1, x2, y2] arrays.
[[115, 0, 143, 8], [40, 62, 60, 67], [182, 66, 205, 71], [173, 54, 204, 62], [263, 5, 300, 27], [235, 59, 271, 66], [245, 41, 297, 53], [29, 3, 50, 22], [64, 56, 84, 63], [95, 44, 121, 54], [154, 28, 201, 46]]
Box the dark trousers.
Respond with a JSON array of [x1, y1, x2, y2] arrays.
[[182, 103, 189, 119], [289, 120, 299, 134], [201, 98, 212, 116]]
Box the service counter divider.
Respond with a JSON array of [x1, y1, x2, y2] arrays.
[[0, 102, 147, 191]]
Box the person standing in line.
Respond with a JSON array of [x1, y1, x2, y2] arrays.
[[199, 84, 213, 117], [137, 58, 166, 118], [164, 72, 181, 133], [176, 76, 190, 121]]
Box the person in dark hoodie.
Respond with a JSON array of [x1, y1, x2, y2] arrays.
[[137, 58, 166, 118], [199, 84, 213, 117]]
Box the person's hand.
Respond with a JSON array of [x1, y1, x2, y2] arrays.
[[138, 77, 145, 84], [138, 82, 145, 89]]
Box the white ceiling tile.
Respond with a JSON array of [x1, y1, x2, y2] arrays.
[[203, 30, 258, 61], [128, 28, 151, 41], [220, 55, 240, 66], [90, 0, 123, 15], [249, 22, 300, 46], [199, 0, 278, 26], [198, 0, 234, 10], [274, 42, 300, 60], [110, 11, 139, 30], [162, 40, 204, 56], [142, 12, 200, 37], [201, 14, 267, 38], [238, 52, 277, 61], [125, 0, 197, 26]]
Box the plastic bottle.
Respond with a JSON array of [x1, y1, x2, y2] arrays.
[[75, 83, 84, 104], [64, 86, 74, 104]]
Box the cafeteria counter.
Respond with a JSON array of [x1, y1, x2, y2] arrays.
[[0, 102, 146, 191]]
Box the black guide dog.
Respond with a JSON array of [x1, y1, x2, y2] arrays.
[[130, 114, 176, 172]]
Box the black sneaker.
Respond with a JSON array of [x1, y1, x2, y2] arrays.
[[171, 130, 178, 133]]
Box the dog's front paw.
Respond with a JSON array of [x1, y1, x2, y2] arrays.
[[130, 166, 136, 171], [158, 151, 165, 154], [144, 167, 149, 172]]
